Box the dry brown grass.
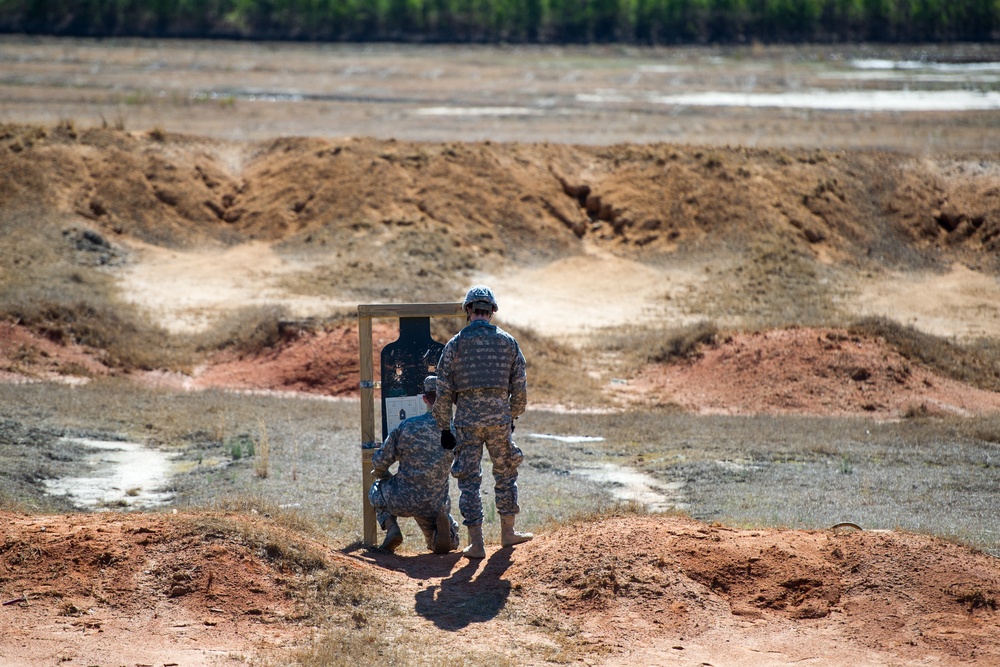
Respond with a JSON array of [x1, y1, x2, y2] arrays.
[[849, 316, 1000, 393], [188, 503, 329, 574], [190, 304, 290, 354], [685, 236, 846, 329], [503, 322, 607, 407], [0, 207, 182, 370]]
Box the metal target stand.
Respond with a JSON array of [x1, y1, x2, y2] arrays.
[[357, 302, 465, 547]]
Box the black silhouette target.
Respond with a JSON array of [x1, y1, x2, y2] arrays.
[[380, 317, 444, 440]]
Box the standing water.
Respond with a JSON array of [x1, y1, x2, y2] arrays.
[[43, 437, 177, 510]]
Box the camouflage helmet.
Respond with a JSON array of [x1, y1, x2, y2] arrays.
[[463, 285, 498, 312], [423, 375, 437, 394]]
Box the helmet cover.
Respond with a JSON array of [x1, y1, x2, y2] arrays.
[[463, 285, 498, 312]]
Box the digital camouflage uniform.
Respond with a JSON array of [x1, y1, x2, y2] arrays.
[[368, 411, 460, 552], [433, 319, 528, 526]]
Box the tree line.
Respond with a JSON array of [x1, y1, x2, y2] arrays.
[[1, 0, 997, 43]]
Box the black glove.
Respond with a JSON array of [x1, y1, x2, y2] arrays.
[[441, 430, 456, 450]]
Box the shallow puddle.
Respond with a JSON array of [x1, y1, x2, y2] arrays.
[[571, 462, 687, 513], [527, 433, 605, 444], [644, 89, 1000, 111], [43, 437, 178, 510]]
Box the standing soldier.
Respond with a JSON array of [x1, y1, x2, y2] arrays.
[[369, 375, 460, 554], [433, 285, 533, 559]]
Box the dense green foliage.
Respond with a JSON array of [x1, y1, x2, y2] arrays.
[[0, 0, 997, 43]]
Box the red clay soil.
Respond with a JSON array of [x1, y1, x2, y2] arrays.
[[4, 511, 999, 666], [622, 327, 1000, 418], [0, 510, 363, 667], [502, 515, 1000, 665], [0, 322, 112, 385], [184, 321, 396, 395], [5, 320, 1000, 418]]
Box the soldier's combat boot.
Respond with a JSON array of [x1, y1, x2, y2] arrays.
[[500, 514, 533, 547], [379, 516, 403, 553], [463, 524, 486, 559], [433, 511, 453, 554]]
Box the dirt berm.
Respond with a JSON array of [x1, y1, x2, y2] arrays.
[[3, 123, 999, 269]]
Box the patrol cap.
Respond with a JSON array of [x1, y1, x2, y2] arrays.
[[423, 375, 438, 393]]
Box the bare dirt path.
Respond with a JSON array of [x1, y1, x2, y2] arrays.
[[854, 263, 1000, 339], [117, 240, 1000, 346], [479, 245, 706, 346], [119, 241, 353, 333]]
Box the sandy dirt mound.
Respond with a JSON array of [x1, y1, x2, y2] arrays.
[[624, 327, 1000, 417], [7, 511, 997, 667], [0, 510, 363, 667], [4, 125, 1000, 268], [501, 515, 1000, 666], [855, 263, 1000, 340]]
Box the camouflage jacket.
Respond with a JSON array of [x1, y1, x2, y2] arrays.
[[433, 319, 527, 429], [371, 411, 453, 516]]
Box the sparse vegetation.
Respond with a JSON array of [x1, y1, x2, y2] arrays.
[[255, 420, 271, 479], [951, 585, 999, 612], [850, 316, 1000, 393], [687, 237, 846, 329], [193, 305, 291, 355], [504, 322, 607, 408], [649, 320, 719, 364]]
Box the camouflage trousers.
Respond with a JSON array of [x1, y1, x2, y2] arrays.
[[452, 424, 523, 526], [368, 480, 461, 551]]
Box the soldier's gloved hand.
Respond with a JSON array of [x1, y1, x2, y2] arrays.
[[441, 430, 456, 450]]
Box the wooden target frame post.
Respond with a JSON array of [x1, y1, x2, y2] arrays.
[[358, 302, 465, 547]]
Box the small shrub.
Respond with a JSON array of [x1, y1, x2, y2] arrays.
[[193, 305, 290, 354], [903, 402, 931, 419], [950, 585, 998, 612], [650, 320, 719, 363]]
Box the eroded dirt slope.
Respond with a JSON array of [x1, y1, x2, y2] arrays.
[[3, 124, 1000, 268]]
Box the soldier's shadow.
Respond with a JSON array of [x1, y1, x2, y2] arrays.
[[413, 548, 513, 630]]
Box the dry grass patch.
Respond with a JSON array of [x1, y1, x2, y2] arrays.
[[682, 236, 846, 328], [189, 304, 291, 354], [504, 322, 606, 408], [849, 316, 1000, 393]]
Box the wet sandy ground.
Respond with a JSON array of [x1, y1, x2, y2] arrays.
[[2, 37, 1000, 153]]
